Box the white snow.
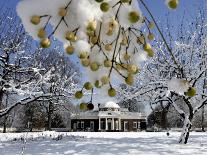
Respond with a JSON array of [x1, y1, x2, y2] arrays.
[[0, 131, 207, 155]]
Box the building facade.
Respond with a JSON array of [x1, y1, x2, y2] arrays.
[[71, 101, 146, 132]]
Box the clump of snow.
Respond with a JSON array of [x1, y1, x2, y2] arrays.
[[168, 78, 189, 95]]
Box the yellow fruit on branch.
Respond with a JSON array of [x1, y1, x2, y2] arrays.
[[66, 45, 74, 55], [108, 88, 116, 97], [79, 52, 88, 59], [95, 80, 101, 88], [105, 44, 112, 51], [104, 60, 112, 67], [40, 38, 51, 48], [75, 91, 83, 99], [37, 28, 46, 38], [90, 62, 99, 71], [143, 43, 152, 52], [101, 76, 110, 85], [123, 53, 131, 61], [125, 74, 134, 85], [81, 59, 90, 67], [127, 64, 138, 74], [90, 36, 98, 44], [31, 15, 40, 25], [87, 20, 97, 32], [65, 31, 77, 42], [128, 11, 140, 23], [84, 82, 93, 90], [168, 0, 179, 9], [185, 87, 196, 97], [148, 33, 155, 41], [100, 2, 110, 12], [80, 102, 87, 110]]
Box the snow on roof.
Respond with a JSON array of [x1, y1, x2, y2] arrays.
[[99, 101, 120, 109]]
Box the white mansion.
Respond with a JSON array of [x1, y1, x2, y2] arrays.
[[71, 101, 146, 132]]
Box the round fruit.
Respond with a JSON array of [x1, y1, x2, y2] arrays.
[[31, 15, 40, 25], [79, 52, 88, 59], [75, 91, 83, 99], [148, 22, 155, 29], [81, 59, 90, 67], [87, 20, 97, 32], [185, 87, 196, 97], [143, 43, 152, 52], [124, 53, 131, 61], [105, 44, 112, 51], [84, 82, 93, 90], [108, 88, 116, 97], [65, 32, 77, 42], [58, 8, 67, 17], [127, 65, 138, 74], [80, 102, 87, 110], [120, 38, 128, 45], [100, 2, 110, 12], [104, 60, 112, 67], [95, 80, 101, 88], [109, 19, 118, 29], [146, 49, 154, 57], [91, 36, 98, 44], [101, 76, 110, 85], [148, 33, 155, 41], [168, 0, 179, 9], [90, 62, 99, 71], [40, 38, 51, 48], [37, 28, 46, 38], [125, 74, 134, 85], [87, 103, 94, 110], [128, 11, 140, 23], [66, 45, 74, 55]]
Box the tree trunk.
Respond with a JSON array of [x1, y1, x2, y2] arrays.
[[201, 106, 205, 132], [47, 102, 53, 131], [179, 115, 193, 144], [3, 116, 7, 133]]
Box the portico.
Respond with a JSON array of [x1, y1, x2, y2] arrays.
[[98, 117, 122, 131]]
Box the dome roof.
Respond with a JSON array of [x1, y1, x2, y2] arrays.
[[99, 101, 120, 109]]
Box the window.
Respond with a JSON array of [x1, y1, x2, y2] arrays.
[[90, 121, 94, 131], [81, 121, 84, 128], [133, 122, 137, 128], [124, 121, 128, 131], [77, 121, 80, 128]]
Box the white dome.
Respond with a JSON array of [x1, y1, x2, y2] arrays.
[[99, 101, 120, 109]]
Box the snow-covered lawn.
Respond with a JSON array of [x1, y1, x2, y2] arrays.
[[0, 131, 207, 155]]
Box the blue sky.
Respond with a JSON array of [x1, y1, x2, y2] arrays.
[[2, 0, 206, 38], [2, 0, 206, 21], [1, 0, 206, 110]]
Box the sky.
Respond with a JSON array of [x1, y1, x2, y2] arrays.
[[0, 0, 206, 112]]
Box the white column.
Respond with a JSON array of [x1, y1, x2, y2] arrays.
[[138, 122, 140, 129], [105, 118, 108, 130], [98, 117, 101, 130], [112, 118, 114, 130], [119, 118, 121, 130]]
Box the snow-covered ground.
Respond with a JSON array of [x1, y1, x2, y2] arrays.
[[0, 131, 207, 155]]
